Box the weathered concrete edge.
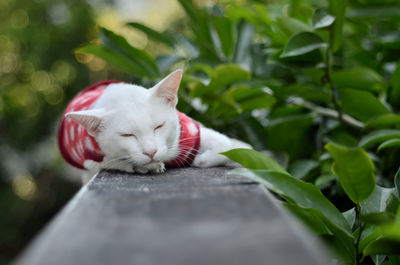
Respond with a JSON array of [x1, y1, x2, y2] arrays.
[[14, 168, 333, 265]]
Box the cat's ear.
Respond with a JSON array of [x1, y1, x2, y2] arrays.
[[65, 109, 106, 137], [151, 69, 183, 107]]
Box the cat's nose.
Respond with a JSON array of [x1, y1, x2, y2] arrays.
[[143, 149, 157, 159]]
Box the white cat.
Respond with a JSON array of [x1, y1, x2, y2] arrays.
[[58, 70, 251, 182]]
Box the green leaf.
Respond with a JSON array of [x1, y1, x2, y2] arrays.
[[285, 204, 356, 263], [395, 167, 400, 198], [266, 114, 314, 158], [226, 86, 276, 112], [277, 84, 331, 104], [329, 0, 346, 52], [100, 27, 159, 77], [360, 212, 395, 225], [315, 174, 337, 189], [211, 15, 234, 58], [275, 17, 313, 37], [343, 208, 356, 228], [280, 32, 327, 58], [313, 9, 336, 29], [193, 64, 250, 97], [233, 20, 255, 65], [365, 114, 400, 130], [230, 168, 351, 232], [126, 22, 175, 48], [325, 142, 375, 203], [156, 55, 185, 74], [389, 255, 400, 265], [361, 186, 399, 216], [75, 45, 147, 76], [359, 130, 400, 148], [332, 67, 385, 93], [339, 89, 390, 122], [210, 64, 250, 90], [178, 0, 218, 60], [285, 203, 333, 235], [362, 224, 400, 255], [389, 61, 400, 109], [288, 159, 319, 179], [378, 139, 400, 151], [221, 149, 286, 173]]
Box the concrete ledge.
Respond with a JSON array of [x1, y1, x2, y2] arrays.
[[15, 167, 330, 265]]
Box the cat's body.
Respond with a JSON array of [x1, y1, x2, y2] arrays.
[[58, 70, 251, 182]]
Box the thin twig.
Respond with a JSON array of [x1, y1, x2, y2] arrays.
[[289, 97, 365, 129], [354, 204, 365, 265]]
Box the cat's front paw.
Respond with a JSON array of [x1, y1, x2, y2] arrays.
[[150, 162, 166, 174], [136, 162, 166, 174]]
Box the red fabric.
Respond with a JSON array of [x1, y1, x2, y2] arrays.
[[165, 112, 201, 167], [58, 80, 121, 169], [58, 80, 201, 170]]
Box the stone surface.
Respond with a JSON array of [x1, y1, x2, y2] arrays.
[[15, 167, 330, 265]]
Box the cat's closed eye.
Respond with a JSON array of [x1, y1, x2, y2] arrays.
[[154, 123, 165, 131], [120, 133, 136, 138]]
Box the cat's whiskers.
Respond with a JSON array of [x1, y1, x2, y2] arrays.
[[102, 155, 134, 169]]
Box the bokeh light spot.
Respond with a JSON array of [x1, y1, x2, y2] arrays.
[[75, 52, 93, 64], [51, 60, 76, 85], [31, 71, 52, 91], [44, 85, 64, 105], [10, 9, 29, 29], [12, 175, 37, 201], [87, 57, 106, 72], [0, 52, 19, 73]]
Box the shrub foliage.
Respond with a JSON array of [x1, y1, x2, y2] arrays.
[[77, 0, 400, 264]]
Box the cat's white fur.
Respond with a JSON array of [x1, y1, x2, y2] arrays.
[[66, 70, 251, 182]]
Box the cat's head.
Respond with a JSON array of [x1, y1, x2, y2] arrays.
[[65, 70, 183, 167]]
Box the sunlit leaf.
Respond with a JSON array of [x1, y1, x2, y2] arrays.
[[276, 17, 313, 37], [343, 208, 356, 228], [100, 27, 159, 77], [325, 142, 375, 203], [231, 168, 352, 234], [395, 167, 400, 198], [378, 139, 400, 151], [361, 186, 399, 215], [313, 9, 336, 29], [359, 130, 400, 148], [222, 148, 286, 173], [75, 45, 147, 76], [362, 224, 400, 255], [280, 32, 327, 58], [126, 22, 175, 48]]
